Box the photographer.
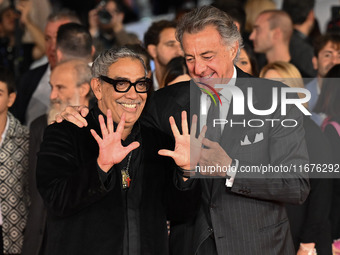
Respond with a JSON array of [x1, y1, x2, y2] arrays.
[[0, 0, 45, 77], [88, 0, 139, 54]]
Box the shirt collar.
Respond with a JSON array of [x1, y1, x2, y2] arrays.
[[219, 66, 237, 102]]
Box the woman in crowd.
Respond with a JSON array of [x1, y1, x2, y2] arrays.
[[161, 56, 190, 88], [236, 43, 259, 76]]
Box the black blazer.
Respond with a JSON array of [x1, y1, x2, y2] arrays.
[[286, 116, 333, 255], [10, 63, 48, 124], [36, 106, 200, 255], [143, 67, 310, 255]]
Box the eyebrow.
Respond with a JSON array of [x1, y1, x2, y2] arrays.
[[322, 50, 336, 54], [185, 51, 215, 58], [201, 51, 215, 56], [110, 76, 146, 81]]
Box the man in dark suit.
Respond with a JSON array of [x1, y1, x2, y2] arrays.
[[163, 6, 309, 255], [22, 59, 93, 255], [36, 47, 200, 255], [58, 6, 310, 255], [9, 10, 80, 126]]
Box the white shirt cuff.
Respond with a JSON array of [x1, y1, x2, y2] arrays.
[[225, 159, 239, 187]]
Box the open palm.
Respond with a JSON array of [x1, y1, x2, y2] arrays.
[[91, 110, 140, 172], [158, 111, 206, 170]]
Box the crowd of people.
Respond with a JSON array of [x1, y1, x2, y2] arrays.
[[0, 0, 340, 255]]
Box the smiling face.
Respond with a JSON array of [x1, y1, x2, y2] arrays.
[[93, 57, 147, 129], [313, 41, 340, 78], [182, 25, 238, 87]]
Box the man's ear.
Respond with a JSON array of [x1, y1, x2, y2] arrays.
[[7, 92, 16, 108], [272, 28, 280, 41], [79, 82, 91, 98], [91, 78, 102, 100], [312, 56, 318, 70], [147, 44, 157, 60]]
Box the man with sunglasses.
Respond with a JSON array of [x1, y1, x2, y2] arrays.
[[35, 47, 200, 255]]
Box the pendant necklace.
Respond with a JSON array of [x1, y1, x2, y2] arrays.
[[121, 152, 132, 189]]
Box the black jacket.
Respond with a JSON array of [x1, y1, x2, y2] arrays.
[[36, 105, 200, 255]]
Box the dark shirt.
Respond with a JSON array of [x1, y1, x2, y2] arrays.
[[289, 29, 317, 78], [96, 106, 142, 255]]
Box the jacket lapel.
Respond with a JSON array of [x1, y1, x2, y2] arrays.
[[212, 68, 258, 197]]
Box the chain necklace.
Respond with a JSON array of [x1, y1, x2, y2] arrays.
[[121, 152, 132, 189]]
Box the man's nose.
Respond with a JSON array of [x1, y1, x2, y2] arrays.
[[50, 88, 57, 100], [125, 85, 139, 99], [249, 31, 255, 41], [194, 60, 207, 76]]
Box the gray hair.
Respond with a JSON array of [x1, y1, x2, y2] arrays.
[[176, 5, 243, 63], [73, 62, 92, 87], [91, 47, 147, 78], [54, 59, 93, 99], [47, 9, 81, 24], [74, 61, 93, 100]]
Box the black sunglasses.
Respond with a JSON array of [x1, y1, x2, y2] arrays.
[[99, 75, 152, 93]]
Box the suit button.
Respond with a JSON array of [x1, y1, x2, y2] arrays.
[[208, 227, 213, 233]]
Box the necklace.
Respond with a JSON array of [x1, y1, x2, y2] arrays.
[[121, 152, 132, 189]]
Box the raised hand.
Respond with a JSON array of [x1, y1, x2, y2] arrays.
[[91, 110, 140, 172], [158, 111, 206, 171], [16, 0, 32, 25]]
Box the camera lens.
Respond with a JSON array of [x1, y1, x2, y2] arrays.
[[98, 9, 112, 24]]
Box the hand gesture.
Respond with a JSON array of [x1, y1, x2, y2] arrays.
[[55, 105, 89, 127], [16, 0, 32, 25], [199, 138, 232, 177], [158, 111, 206, 171], [111, 11, 124, 33], [91, 110, 140, 172]]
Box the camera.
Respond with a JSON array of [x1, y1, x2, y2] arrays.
[[98, 9, 112, 24], [97, 1, 112, 24]]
